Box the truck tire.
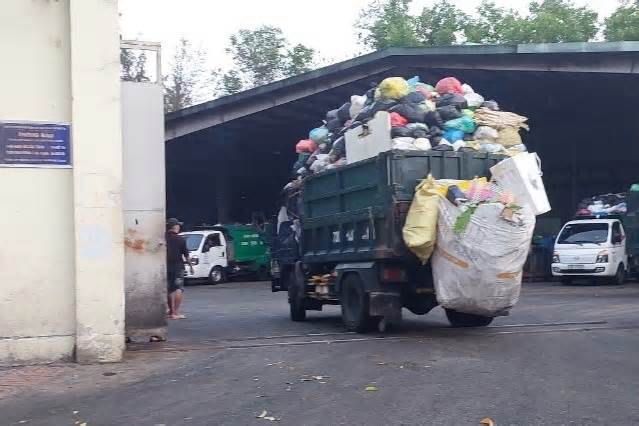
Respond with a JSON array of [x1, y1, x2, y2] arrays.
[[208, 266, 226, 285], [612, 264, 626, 285], [288, 264, 306, 322], [340, 274, 377, 333], [445, 309, 493, 328]]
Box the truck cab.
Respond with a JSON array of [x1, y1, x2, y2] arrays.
[[552, 218, 627, 284], [181, 230, 230, 284]]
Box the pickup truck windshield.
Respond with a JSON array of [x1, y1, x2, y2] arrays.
[[184, 234, 203, 251], [557, 223, 609, 245]]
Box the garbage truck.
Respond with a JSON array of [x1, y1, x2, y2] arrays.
[[271, 150, 506, 331], [182, 224, 271, 284]]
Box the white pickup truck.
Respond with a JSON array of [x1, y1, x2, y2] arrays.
[[552, 218, 628, 285]]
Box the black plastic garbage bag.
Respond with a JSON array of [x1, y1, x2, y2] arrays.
[[326, 118, 343, 133], [424, 110, 444, 128], [389, 103, 425, 123], [326, 109, 339, 122], [332, 136, 346, 156], [391, 126, 413, 138], [365, 87, 376, 106], [481, 100, 500, 111], [431, 135, 443, 146], [348, 120, 363, 130], [401, 91, 427, 104], [436, 93, 468, 110], [337, 103, 352, 122], [354, 99, 397, 122], [437, 105, 462, 121], [432, 143, 454, 151]]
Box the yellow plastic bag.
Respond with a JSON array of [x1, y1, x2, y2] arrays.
[[403, 176, 440, 263], [378, 77, 410, 100]]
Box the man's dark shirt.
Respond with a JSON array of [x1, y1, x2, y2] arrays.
[[166, 231, 189, 272]]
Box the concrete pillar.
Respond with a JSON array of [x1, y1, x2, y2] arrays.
[[69, 0, 125, 363]]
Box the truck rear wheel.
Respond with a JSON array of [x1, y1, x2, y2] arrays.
[[288, 264, 306, 322], [445, 309, 493, 327], [340, 274, 378, 333]]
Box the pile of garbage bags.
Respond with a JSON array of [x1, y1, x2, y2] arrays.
[[403, 152, 549, 317], [288, 75, 530, 189], [575, 193, 628, 217]]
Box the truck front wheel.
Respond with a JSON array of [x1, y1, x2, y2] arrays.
[[445, 309, 493, 327], [340, 274, 378, 333], [612, 264, 626, 285], [288, 265, 306, 322], [208, 266, 226, 285]]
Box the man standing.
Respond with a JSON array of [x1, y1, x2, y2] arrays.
[[166, 218, 193, 320]]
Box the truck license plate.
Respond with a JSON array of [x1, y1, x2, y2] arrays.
[[567, 264, 584, 270]]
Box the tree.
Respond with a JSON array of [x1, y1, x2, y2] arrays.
[[120, 48, 149, 82], [464, 1, 526, 44], [226, 26, 318, 88], [284, 44, 316, 77], [227, 26, 287, 87], [217, 70, 244, 96], [356, 0, 419, 50], [416, 0, 468, 46], [164, 38, 207, 113], [604, 0, 639, 41], [523, 0, 598, 43]]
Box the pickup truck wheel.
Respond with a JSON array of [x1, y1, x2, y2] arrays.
[[340, 274, 377, 333], [445, 309, 493, 327], [288, 266, 306, 322], [612, 265, 626, 285], [208, 266, 226, 285]]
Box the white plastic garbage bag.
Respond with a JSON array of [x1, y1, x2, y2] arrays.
[[432, 199, 535, 316]]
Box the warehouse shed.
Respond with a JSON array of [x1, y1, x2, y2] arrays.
[[165, 42, 639, 231]]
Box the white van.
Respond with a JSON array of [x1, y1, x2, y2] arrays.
[[552, 218, 627, 285], [181, 230, 230, 284]]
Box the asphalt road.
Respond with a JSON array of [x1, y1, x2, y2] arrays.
[[2, 280, 639, 426]]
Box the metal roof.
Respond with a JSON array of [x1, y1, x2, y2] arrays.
[[165, 42, 639, 141]]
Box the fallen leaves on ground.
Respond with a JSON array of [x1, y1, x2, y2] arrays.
[[256, 410, 280, 422], [365, 385, 379, 392]]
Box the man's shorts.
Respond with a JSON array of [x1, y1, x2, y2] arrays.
[[167, 268, 185, 294]]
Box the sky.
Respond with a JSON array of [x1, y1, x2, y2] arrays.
[[119, 0, 622, 74]]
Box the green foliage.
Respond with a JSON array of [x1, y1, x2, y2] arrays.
[[120, 49, 149, 82], [523, 0, 598, 43], [217, 70, 244, 97], [357, 0, 419, 50], [284, 44, 317, 77], [464, 1, 525, 44], [227, 26, 287, 87], [226, 26, 318, 89], [164, 38, 207, 113], [416, 0, 468, 46], [604, 1, 639, 41]]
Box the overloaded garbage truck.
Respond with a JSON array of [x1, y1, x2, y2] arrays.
[[271, 150, 510, 331], [271, 75, 548, 332]]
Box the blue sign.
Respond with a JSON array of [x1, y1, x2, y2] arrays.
[[0, 121, 71, 167]]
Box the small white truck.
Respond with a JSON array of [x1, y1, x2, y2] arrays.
[[552, 218, 630, 285]]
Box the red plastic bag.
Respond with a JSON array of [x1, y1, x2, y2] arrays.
[[390, 112, 409, 127], [435, 77, 463, 95], [296, 139, 318, 154]]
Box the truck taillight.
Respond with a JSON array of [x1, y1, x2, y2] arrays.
[[381, 266, 407, 283]]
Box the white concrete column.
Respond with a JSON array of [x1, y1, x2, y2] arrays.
[[69, 0, 125, 363]]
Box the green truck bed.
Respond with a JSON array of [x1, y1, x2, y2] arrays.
[[301, 150, 504, 264]]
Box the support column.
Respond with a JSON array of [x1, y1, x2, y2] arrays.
[[70, 0, 125, 363]]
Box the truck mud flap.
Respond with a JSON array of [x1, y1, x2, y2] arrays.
[[369, 292, 402, 323]]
